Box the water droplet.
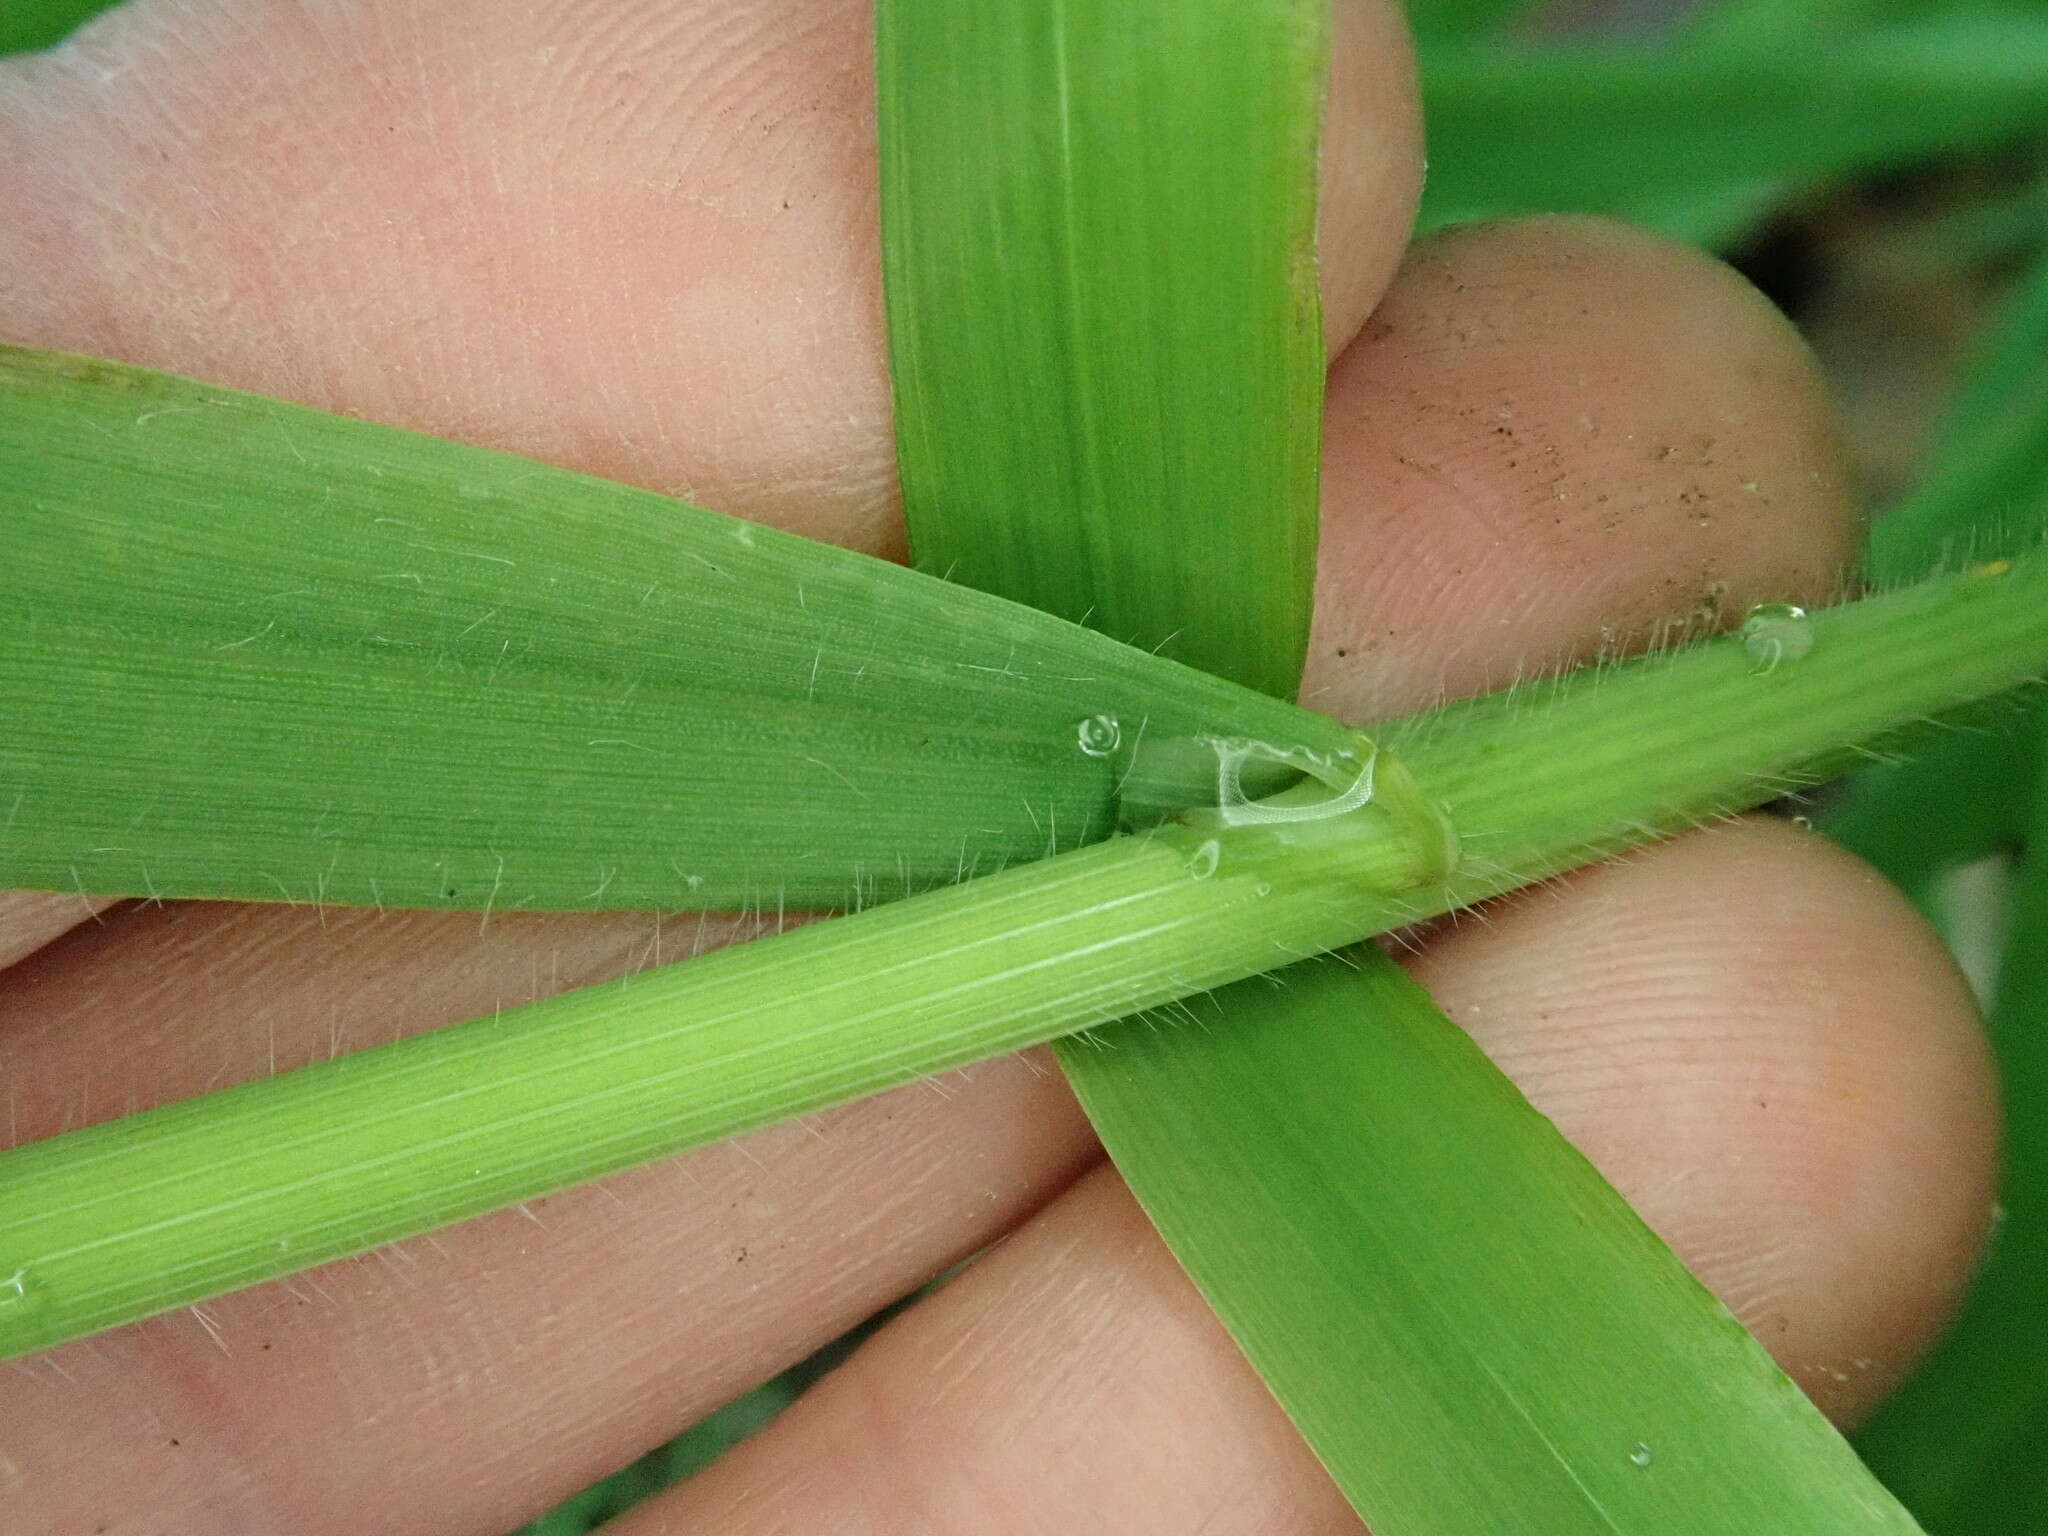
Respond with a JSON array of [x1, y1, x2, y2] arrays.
[[1791, 814, 1814, 831], [732, 523, 757, 549], [1740, 602, 1813, 675], [1629, 1443, 1653, 1469], [1186, 839, 1221, 880], [0, 1267, 37, 1309], [1076, 714, 1123, 758], [1254, 882, 1273, 898]]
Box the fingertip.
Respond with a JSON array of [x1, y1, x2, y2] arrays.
[[0, 891, 117, 972], [1307, 214, 1860, 718], [1318, 0, 1423, 355], [1408, 816, 1998, 1422]]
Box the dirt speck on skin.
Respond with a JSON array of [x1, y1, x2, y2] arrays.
[[1693, 578, 1730, 627]]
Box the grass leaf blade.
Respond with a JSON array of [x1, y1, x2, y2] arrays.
[[1071, 950, 1922, 1534], [0, 0, 116, 54], [1854, 720, 2048, 1529], [878, 0, 1325, 697], [1869, 245, 2048, 587], [876, 4, 1932, 1529], [1418, 22, 2048, 243], [0, 347, 1353, 911]]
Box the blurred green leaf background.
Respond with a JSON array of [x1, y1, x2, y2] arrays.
[[4, 0, 2044, 1529]]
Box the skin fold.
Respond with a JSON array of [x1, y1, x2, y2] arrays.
[[0, 2, 1996, 1532]]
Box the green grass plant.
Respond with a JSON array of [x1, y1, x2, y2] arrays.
[[4, 2, 2048, 1532]]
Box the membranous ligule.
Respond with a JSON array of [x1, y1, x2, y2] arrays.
[[1117, 729, 1460, 896]]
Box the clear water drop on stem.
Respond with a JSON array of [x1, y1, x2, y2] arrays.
[[1186, 839, 1221, 880], [1629, 1443, 1654, 1469], [1739, 602, 1814, 675], [1075, 714, 1123, 758]]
